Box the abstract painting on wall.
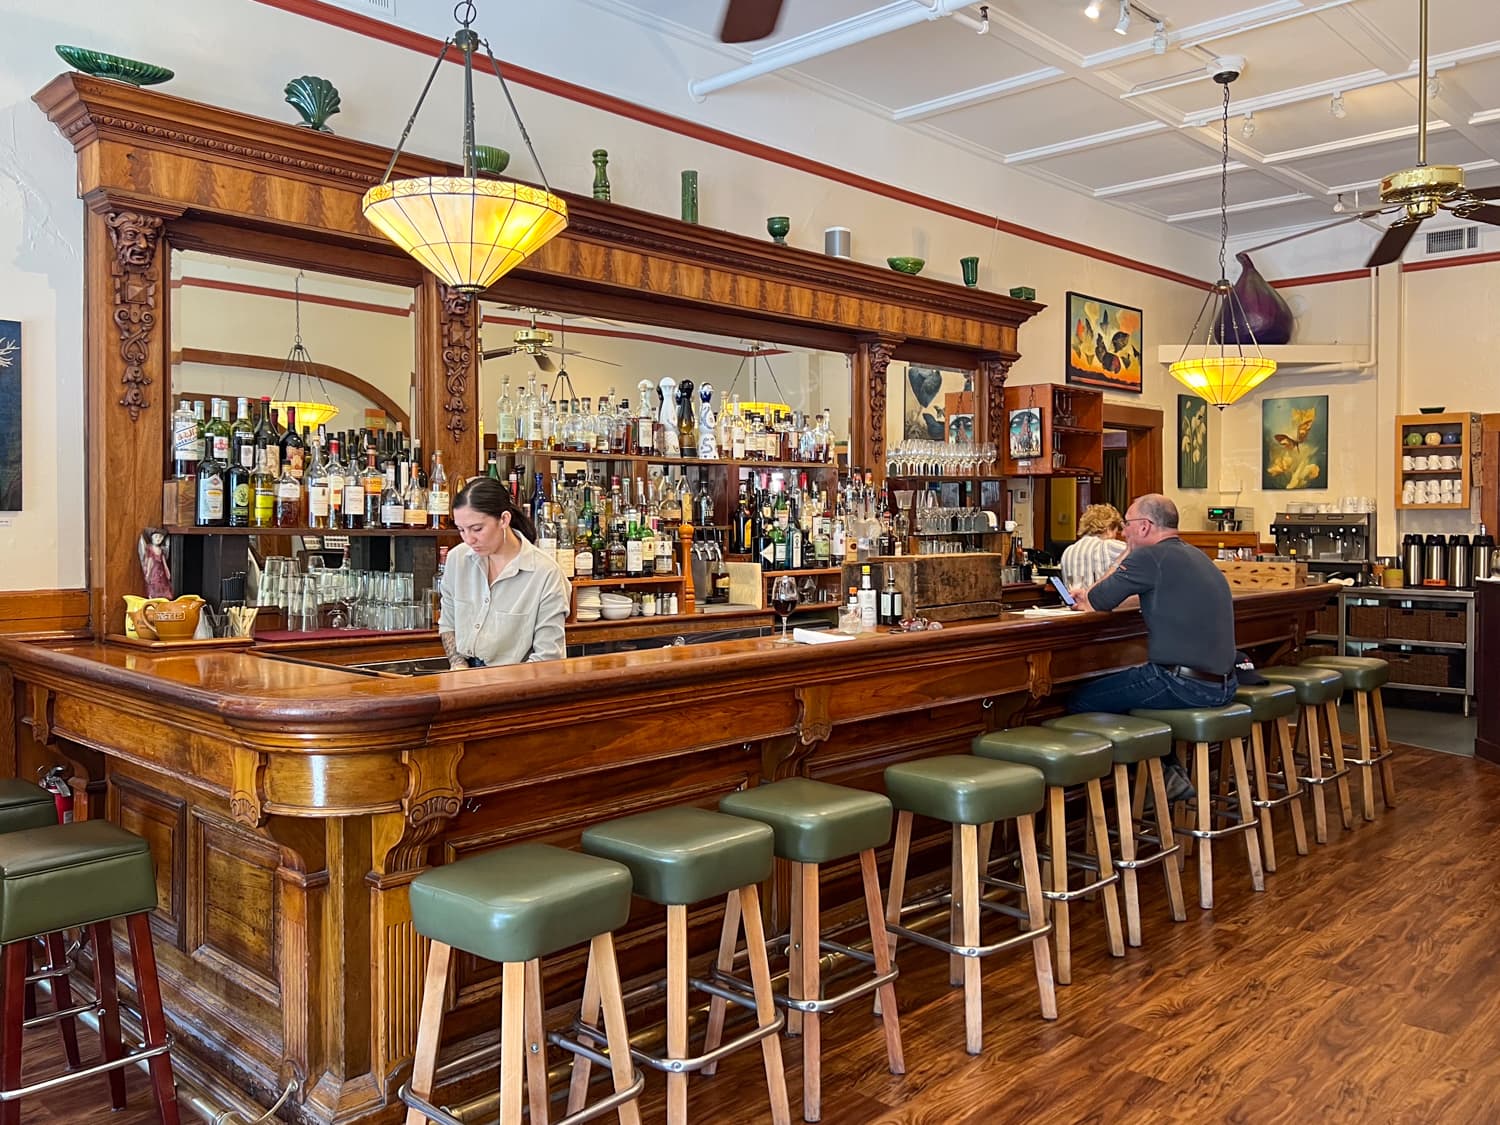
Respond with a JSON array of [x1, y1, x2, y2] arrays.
[[0, 320, 19, 511], [1066, 292, 1143, 393], [1261, 395, 1328, 491], [1177, 394, 1208, 489], [904, 366, 972, 440]]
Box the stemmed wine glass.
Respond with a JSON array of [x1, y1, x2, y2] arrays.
[[770, 575, 799, 646]]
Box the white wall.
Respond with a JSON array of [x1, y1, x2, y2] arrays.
[[1, 0, 1217, 590]]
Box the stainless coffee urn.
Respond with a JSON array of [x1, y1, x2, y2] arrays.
[[1449, 534, 1473, 590], [1474, 527, 1498, 583], [1424, 533, 1448, 586], [1402, 533, 1425, 587]]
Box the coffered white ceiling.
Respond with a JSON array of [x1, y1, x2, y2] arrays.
[[594, 0, 1500, 246]]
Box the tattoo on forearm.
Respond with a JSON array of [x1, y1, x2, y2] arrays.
[[440, 631, 462, 665]]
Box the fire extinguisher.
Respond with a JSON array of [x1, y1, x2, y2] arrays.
[[38, 765, 73, 824]]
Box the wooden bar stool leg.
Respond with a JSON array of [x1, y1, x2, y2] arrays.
[[786, 863, 804, 1038], [523, 959, 549, 1125], [1373, 688, 1396, 808], [1147, 759, 1187, 922], [1015, 815, 1057, 1020], [1113, 764, 1141, 948], [738, 885, 791, 1125], [858, 849, 904, 1075], [958, 824, 983, 1055], [1085, 779, 1124, 958], [1249, 722, 1277, 872], [1047, 787, 1071, 985], [1300, 706, 1328, 844], [591, 934, 643, 1125], [1, 941, 25, 1125], [666, 904, 690, 1125], [21, 942, 35, 1025], [565, 943, 600, 1115], [406, 941, 453, 1125], [880, 812, 913, 1017], [798, 863, 822, 1123], [1193, 742, 1214, 909], [44, 931, 81, 1069], [498, 961, 527, 1125], [90, 920, 127, 1111], [126, 913, 181, 1125], [1323, 700, 1353, 830], [699, 888, 742, 1075], [1228, 738, 1264, 892], [1354, 691, 1377, 822], [1275, 715, 1310, 857], [948, 832, 963, 987]]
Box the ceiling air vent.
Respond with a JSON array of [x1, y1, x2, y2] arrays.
[[1423, 226, 1479, 255]]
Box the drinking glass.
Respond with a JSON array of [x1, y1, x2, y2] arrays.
[[770, 575, 799, 645]]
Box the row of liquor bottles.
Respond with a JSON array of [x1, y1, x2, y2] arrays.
[[492, 375, 839, 463], [175, 396, 449, 529]]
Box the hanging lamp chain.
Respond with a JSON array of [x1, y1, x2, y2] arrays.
[[1218, 80, 1229, 282]]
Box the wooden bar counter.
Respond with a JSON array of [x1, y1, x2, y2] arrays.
[[0, 587, 1329, 1124]]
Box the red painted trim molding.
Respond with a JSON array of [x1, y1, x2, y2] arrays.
[[1270, 269, 1370, 288], [1401, 249, 1500, 274], [252, 0, 1209, 291], [173, 276, 413, 316], [482, 311, 790, 358], [1272, 249, 1500, 288]]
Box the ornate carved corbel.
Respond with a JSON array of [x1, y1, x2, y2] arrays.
[[374, 743, 466, 876], [439, 287, 475, 443], [27, 685, 54, 748], [864, 336, 900, 473], [104, 210, 164, 421], [979, 354, 1013, 450], [795, 684, 833, 746], [1026, 650, 1054, 700], [230, 747, 268, 827]]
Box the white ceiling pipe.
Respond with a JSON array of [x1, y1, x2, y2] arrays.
[[690, 0, 978, 101]]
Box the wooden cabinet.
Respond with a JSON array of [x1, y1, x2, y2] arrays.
[[1395, 411, 1478, 510], [1000, 383, 1103, 477]]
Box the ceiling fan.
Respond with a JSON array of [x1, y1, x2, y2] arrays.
[[718, 0, 785, 43], [1256, 0, 1499, 266], [480, 311, 620, 372]]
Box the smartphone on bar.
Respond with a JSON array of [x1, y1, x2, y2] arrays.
[[1049, 575, 1078, 607]]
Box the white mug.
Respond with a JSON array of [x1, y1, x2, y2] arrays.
[[1403, 455, 1415, 470], [1413, 456, 1429, 470], [1441, 455, 1458, 470]]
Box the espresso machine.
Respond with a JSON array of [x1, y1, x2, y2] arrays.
[[1207, 506, 1254, 533], [1271, 511, 1376, 583]]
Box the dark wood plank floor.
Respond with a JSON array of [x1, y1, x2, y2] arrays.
[[19, 747, 1500, 1124]]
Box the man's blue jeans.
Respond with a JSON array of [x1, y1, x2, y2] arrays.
[[1066, 662, 1237, 717]]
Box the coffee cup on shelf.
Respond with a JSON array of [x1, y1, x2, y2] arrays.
[[1402, 455, 1415, 471], [1413, 456, 1429, 470]]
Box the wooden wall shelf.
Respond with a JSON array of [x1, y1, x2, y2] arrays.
[[1394, 411, 1477, 510]]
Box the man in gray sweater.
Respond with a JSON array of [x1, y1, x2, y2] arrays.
[[1066, 493, 1237, 799]]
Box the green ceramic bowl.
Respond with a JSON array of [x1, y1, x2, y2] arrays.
[[887, 256, 925, 276], [55, 45, 174, 87], [473, 145, 511, 176]]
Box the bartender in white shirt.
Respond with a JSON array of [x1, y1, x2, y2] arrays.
[[440, 477, 569, 668]]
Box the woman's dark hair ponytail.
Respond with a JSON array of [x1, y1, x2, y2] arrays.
[[452, 477, 538, 542]]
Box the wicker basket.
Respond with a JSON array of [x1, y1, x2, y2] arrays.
[[1311, 602, 1340, 636], [1347, 604, 1388, 640], [1429, 609, 1467, 644], [1377, 647, 1454, 688], [1386, 608, 1431, 642]]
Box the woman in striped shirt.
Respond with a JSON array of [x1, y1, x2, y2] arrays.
[[1060, 504, 1127, 590]]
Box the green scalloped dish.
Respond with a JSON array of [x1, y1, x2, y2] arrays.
[[56, 45, 174, 87], [887, 256, 925, 275]]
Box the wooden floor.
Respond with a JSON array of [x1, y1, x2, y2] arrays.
[[18, 746, 1500, 1124]]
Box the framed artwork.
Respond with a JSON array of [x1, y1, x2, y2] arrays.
[[1066, 291, 1143, 393], [1009, 407, 1042, 459], [904, 365, 971, 440], [0, 320, 19, 512], [1261, 395, 1328, 491], [1177, 394, 1208, 489]]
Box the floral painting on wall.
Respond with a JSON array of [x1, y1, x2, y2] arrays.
[[1261, 394, 1328, 491], [1066, 292, 1143, 393], [0, 320, 19, 511], [1177, 395, 1208, 489]]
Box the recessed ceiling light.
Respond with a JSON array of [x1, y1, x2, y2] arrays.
[[1333, 193, 1346, 213], [1241, 111, 1256, 138], [1114, 1, 1131, 35], [1330, 91, 1347, 118], [1084, 1, 1102, 19], [1152, 21, 1167, 54]]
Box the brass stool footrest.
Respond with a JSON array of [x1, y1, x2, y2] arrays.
[[402, 1061, 646, 1125], [22, 1000, 98, 1031], [1341, 749, 1393, 768], [0, 1036, 172, 1102], [1032, 846, 1121, 902], [572, 978, 784, 1074], [887, 911, 1049, 961], [713, 937, 896, 1015], [1297, 767, 1351, 786], [1251, 791, 1303, 811]]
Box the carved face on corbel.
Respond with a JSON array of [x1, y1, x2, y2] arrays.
[[106, 212, 161, 268]]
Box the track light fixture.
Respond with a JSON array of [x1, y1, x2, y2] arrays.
[[1084, 1, 1102, 19], [1240, 111, 1255, 138], [1330, 91, 1347, 119], [1427, 72, 1441, 98], [1114, 0, 1131, 35], [977, 4, 989, 34], [1152, 21, 1167, 53], [1333, 192, 1346, 213]]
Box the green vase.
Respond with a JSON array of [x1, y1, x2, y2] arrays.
[[592, 149, 611, 202], [681, 170, 699, 224]]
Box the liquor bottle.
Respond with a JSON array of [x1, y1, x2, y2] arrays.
[[879, 570, 895, 626], [486, 450, 501, 480], [171, 398, 199, 480], [325, 438, 345, 526], [495, 376, 517, 452], [594, 395, 612, 453], [591, 518, 607, 579], [428, 451, 450, 529], [654, 519, 674, 576], [536, 503, 559, 566], [274, 454, 302, 528], [730, 397, 746, 460], [306, 441, 331, 529], [340, 445, 366, 530], [531, 472, 547, 527], [573, 519, 594, 579], [607, 521, 627, 577], [250, 446, 276, 528], [626, 515, 644, 577], [404, 446, 429, 528], [890, 574, 904, 623], [555, 509, 575, 578], [362, 447, 384, 526], [227, 433, 252, 529], [379, 462, 404, 528], [519, 376, 542, 451], [254, 396, 279, 475], [858, 564, 877, 629], [229, 396, 255, 473], [634, 381, 655, 454], [194, 440, 226, 527], [280, 408, 306, 480], [191, 400, 207, 464], [431, 546, 449, 627]]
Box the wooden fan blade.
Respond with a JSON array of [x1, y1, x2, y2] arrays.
[[534, 353, 556, 373], [1366, 219, 1422, 268], [719, 0, 784, 43], [481, 346, 521, 360], [1467, 185, 1500, 200], [1455, 202, 1500, 226]]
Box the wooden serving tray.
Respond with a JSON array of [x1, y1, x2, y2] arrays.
[[106, 633, 254, 651]]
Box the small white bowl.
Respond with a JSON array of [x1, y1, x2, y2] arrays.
[[600, 593, 633, 606], [600, 603, 633, 620]]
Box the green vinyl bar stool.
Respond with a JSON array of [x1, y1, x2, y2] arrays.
[[1129, 703, 1263, 911], [1303, 655, 1396, 821], [0, 820, 179, 1125], [580, 807, 789, 1125], [706, 779, 902, 1124], [1258, 665, 1352, 842], [0, 780, 56, 835], [882, 756, 1056, 1055], [402, 844, 643, 1125], [1043, 715, 1186, 948], [971, 727, 1124, 984], [1233, 682, 1309, 871]]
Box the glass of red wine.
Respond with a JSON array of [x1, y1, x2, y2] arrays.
[[770, 575, 799, 645]]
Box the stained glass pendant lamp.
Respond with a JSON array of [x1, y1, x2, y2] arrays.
[[361, 0, 568, 295], [272, 272, 339, 431], [1170, 64, 1277, 408]]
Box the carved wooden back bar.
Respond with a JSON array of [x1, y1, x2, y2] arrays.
[[35, 73, 1039, 636]]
